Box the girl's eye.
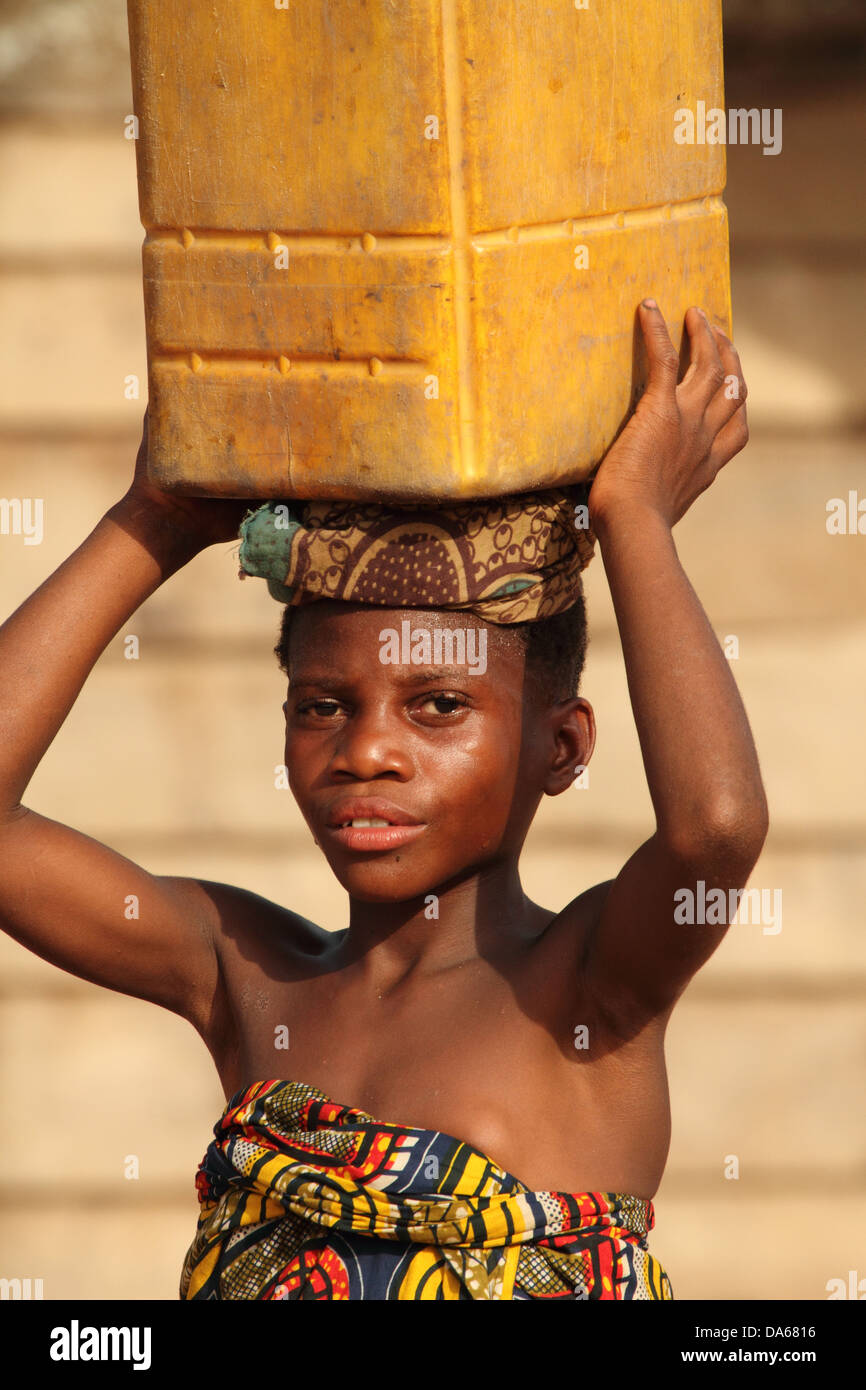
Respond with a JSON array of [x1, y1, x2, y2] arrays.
[[418, 693, 466, 716], [299, 699, 341, 717]]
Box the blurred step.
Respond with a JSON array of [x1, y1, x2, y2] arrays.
[[0, 123, 141, 260], [729, 262, 866, 431], [639, 433, 866, 628], [0, 1198, 195, 1301], [663, 994, 866, 1176], [725, 76, 865, 253], [653, 1188, 866, 1301], [0, 3, 131, 121], [0, 270, 145, 428], [0, 994, 221, 1191]]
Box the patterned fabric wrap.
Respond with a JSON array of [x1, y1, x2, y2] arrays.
[[180, 1079, 674, 1301], [237, 485, 596, 624]]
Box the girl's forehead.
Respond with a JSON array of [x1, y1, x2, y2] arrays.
[[288, 606, 527, 685]]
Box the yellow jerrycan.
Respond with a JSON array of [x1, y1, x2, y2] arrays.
[[127, 0, 730, 503]]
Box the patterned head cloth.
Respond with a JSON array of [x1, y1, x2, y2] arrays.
[[237, 484, 595, 624]]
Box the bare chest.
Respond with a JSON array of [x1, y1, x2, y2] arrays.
[[203, 939, 671, 1197]]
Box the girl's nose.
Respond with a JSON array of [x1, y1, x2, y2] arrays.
[[327, 707, 412, 782]]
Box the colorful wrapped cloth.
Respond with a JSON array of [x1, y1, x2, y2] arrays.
[[237, 485, 595, 624], [180, 1079, 673, 1301]]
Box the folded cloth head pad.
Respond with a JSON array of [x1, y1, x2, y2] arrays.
[[180, 1079, 674, 1300], [237, 485, 596, 624]]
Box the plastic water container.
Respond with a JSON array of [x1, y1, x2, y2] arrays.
[[127, 0, 730, 502]]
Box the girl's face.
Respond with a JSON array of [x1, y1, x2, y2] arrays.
[[282, 602, 594, 903]]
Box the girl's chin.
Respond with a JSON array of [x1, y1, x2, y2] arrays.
[[330, 861, 448, 903]]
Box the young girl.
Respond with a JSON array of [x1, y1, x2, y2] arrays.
[[0, 302, 765, 1299]]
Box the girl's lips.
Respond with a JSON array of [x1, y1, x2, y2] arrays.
[[325, 823, 427, 853]]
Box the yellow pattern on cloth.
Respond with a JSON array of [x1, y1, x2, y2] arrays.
[[180, 1079, 674, 1301], [237, 485, 595, 623]]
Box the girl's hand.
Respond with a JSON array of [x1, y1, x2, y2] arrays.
[[119, 406, 259, 549], [588, 301, 749, 533]]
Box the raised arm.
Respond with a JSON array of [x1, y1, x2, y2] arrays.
[[578, 303, 769, 1024], [0, 412, 250, 1033]]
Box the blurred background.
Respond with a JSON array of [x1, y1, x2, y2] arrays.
[[0, 0, 864, 1299]]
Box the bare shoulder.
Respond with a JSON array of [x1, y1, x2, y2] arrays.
[[180, 878, 335, 1041], [191, 879, 333, 956]]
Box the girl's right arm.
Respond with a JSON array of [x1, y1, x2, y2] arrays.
[[0, 414, 249, 1034]]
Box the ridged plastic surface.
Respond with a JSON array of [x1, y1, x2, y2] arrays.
[[127, 0, 731, 501]]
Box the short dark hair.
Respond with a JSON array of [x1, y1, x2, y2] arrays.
[[516, 594, 589, 702], [274, 594, 589, 704]]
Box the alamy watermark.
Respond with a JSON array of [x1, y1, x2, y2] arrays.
[[674, 879, 782, 935], [674, 102, 782, 156], [49, 1321, 151, 1370], [0, 1276, 43, 1299], [0, 498, 43, 545], [379, 620, 487, 675]]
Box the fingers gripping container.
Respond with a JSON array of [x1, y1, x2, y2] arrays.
[[126, 0, 731, 503]]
